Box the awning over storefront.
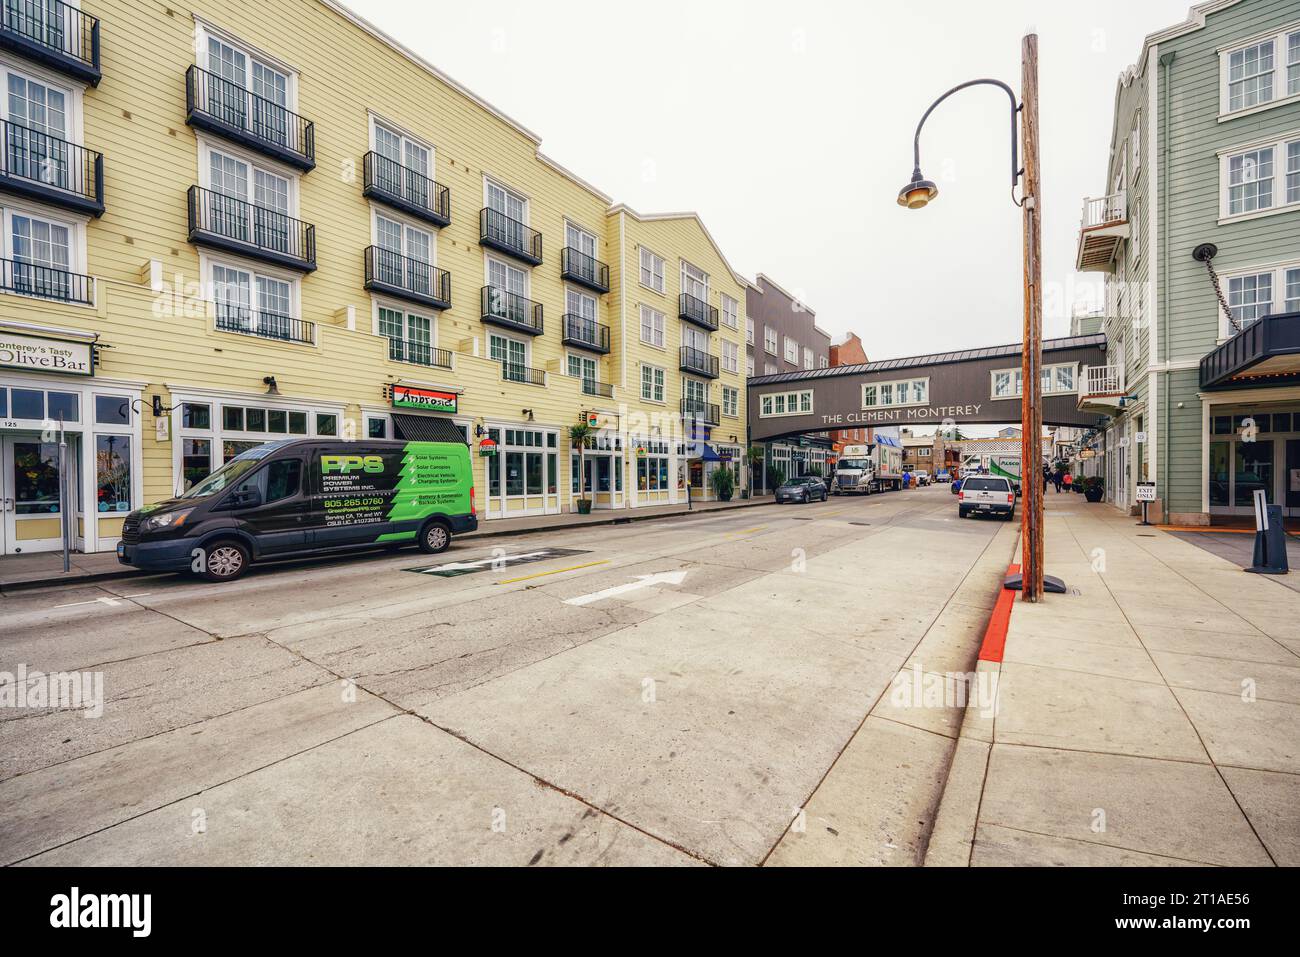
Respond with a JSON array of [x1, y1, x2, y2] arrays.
[[699, 444, 722, 462], [1201, 311, 1300, 391], [391, 413, 466, 444]]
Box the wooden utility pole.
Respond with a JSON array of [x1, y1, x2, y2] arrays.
[[1019, 33, 1044, 602]]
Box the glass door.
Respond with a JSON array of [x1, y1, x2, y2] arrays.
[[3, 433, 64, 554], [1286, 440, 1300, 513]]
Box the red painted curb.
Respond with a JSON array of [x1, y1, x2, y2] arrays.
[[977, 563, 1020, 664]]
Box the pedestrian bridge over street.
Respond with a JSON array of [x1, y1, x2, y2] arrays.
[[746, 333, 1109, 443]]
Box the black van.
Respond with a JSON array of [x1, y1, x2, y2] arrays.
[[118, 439, 477, 582]]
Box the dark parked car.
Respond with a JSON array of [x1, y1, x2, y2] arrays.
[[776, 476, 827, 504]]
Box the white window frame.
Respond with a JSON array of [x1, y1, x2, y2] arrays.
[[1219, 24, 1300, 119], [640, 363, 665, 403], [488, 329, 531, 374], [802, 346, 814, 370], [783, 336, 798, 364], [1218, 132, 1300, 223], [484, 254, 530, 298], [372, 207, 435, 264], [198, 136, 300, 217], [722, 385, 739, 418], [639, 303, 665, 348], [763, 326, 777, 355], [758, 389, 814, 418], [987, 363, 1077, 399], [201, 251, 307, 342], [368, 113, 434, 177], [639, 246, 665, 294], [373, 298, 439, 349], [721, 339, 739, 374], [483, 175, 529, 225], [680, 259, 709, 301], [0, 56, 85, 146], [861, 377, 931, 409], [1218, 259, 1300, 337], [764, 362, 778, 375], [193, 21, 299, 112], [0, 200, 90, 302], [746, 354, 755, 376], [720, 293, 738, 329]]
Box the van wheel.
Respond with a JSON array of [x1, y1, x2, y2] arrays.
[[200, 540, 251, 582], [418, 520, 451, 554]]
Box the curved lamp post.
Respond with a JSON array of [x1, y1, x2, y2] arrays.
[[898, 34, 1062, 601]]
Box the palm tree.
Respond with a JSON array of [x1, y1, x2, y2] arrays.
[[569, 422, 594, 510]]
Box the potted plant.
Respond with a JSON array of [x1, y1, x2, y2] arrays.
[[569, 422, 594, 514], [711, 465, 735, 502], [1083, 476, 1105, 503]]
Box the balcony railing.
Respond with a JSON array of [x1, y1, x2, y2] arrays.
[[679, 292, 719, 331], [680, 345, 719, 379], [1083, 364, 1123, 396], [363, 151, 450, 228], [388, 337, 453, 370], [0, 0, 100, 85], [680, 398, 720, 426], [1080, 191, 1127, 229], [501, 361, 546, 386], [562, 314, 610, 353], [561, 246, 609, 293], [187, 185, 317, 272], [214, 307, 314, 345], [581, 378, 614, 398], [186, 65, 315, 171], [479, 208, 542, 265], [0, 120, 103, 215], [364, 246, 451, 310], [481, 285, 543, 335], [0, 255, 93, 304]]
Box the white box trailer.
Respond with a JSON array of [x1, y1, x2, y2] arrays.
[[832, 437, 904, 494]]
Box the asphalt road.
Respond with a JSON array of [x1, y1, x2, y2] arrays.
[[0, 484, 1018, 866]]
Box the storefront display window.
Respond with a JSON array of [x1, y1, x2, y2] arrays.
[[95, 435, 132, 512]]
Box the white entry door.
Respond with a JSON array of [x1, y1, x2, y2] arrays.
[[2, 433, 68, 554]]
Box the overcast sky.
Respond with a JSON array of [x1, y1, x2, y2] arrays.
[[350, 0, 1192, 363]]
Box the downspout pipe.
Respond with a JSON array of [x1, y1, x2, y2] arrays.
[[1160, 51, 1175, 517]]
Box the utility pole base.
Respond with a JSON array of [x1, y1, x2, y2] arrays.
[[1004, 573, 1066, 594]]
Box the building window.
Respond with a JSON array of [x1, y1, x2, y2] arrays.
[[802, 346, 814, 370], [1289, 141, 1300, 204], [639, 247, 665, 292], [1227, 147, 1274, 214], [764, 362, 777, 375], [489, 331, 529, 381], [634, 438, 670, 491], [720, 293, 738, 328], [210, 261, 299, 340], [95, 435, 132, 513], [639, 304, 665, 347], [722, 386, 739, 418], [863, 378, 930, 408], [1287, 267, 1300, 312], [746, 355, 755, 376], [1227, 39, 1275, 112], [819, 355, 828, 369], [176, 397, 334, 490], [989, 364, 1076, 398], [746, 317, 754, 344], [373, 120, 432, 192], [681, 260, 708, 300], [641, 364, 664, 403], [721, 339, 739, 374], [759, 389, 813, 417], [783, 336, 798, 364], [1228, 272, 1274, 326], [567, 352, 597, 387], [764, 326, 777, 355]]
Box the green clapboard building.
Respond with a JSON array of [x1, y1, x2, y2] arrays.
[[1074, 0, 1300, 524]]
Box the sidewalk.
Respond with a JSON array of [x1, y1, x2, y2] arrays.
[[926, 492, 1300, 866], [0, 494, 774, 592]]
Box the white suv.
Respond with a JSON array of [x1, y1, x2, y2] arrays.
[[957, 476, 1016, 520]]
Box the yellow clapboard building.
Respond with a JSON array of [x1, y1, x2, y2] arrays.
[[0, 0, 750, 555]]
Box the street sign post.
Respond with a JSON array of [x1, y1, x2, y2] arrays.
[[1136, 481, 1156, 526], [1245, 488, 1289, 575]]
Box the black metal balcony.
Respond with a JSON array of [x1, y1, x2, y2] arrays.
[[480, 208, 542, 265], [364, 246, 450, 310], [0, 256, 93, 304], [363, 151, 450, 228], [1201, 311, 1300, 391], [561, 247, 609, 294], [186, 65, 315, 171], [187, 185, 316, 272], [0, 120, 103, 215], [388, 337, 453, 370], [562, 314, 610, 353], [679, 292, 718, 331], [502, 361, 546, 386], [481, 285, 543, 335], [581, 379, 614, 399], [680, 345, 719, 379], [0, 0, 99, 85], [214, 307, 314, 345], [681, 398, 720, 426]]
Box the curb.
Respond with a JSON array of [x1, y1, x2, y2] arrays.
[[922, 559, 1019, 867], [0, 498, 777, 594]]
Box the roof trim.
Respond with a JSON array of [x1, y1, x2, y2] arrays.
[[608, 204, 750, 288], [754, 272, 815, 317], [747, 334, 1107, 386]]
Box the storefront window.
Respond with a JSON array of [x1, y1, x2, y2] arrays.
[[183, 403, 210, 429], [95, 395, 130, 425], [268, 410, 287, 433], [316, 413, 337, 436], [1235, 441, 1274, 506], [183, 438, 211, 490], [12, 388, 43, 420], [547, 453, 557, 494], [95, 435, 132, 513], [46, 391, 78, 422], [505, 451, 525, 496], [223, 440, 261, 463], [1209, 442, 1230, 507], [224, 406, 245, 430], [527, 452, 543, 495], [13, 441, 59, 514]]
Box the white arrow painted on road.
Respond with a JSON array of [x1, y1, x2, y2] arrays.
[[55, 593, 152, 609], [417, 552, 551, 574], [564, 571, 689, 607]]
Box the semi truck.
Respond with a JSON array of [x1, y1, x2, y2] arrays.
[[832, 438, 904, 495]]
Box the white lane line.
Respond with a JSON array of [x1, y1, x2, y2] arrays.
[[54, 593, 152, 609], [564, 571, 689, 607]]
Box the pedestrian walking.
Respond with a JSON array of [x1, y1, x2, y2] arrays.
[[1053, 468, 1063, 493], [1063, 471, 1073, 492], [1042, 465, 1050, 495]]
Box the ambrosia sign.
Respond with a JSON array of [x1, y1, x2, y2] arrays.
[[0, 331, 93, 376], [392, 384, 457, 413]]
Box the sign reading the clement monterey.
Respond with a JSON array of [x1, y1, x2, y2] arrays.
[[391, 384, 457, 414], [0, 332, 93, 376], [820, 403, 984, 426]]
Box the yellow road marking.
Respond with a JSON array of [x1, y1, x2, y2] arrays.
[[497, 560, 610, 584], [726, 525, 767, 537]]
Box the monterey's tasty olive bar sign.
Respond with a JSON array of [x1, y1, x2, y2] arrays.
[[391, 384, 457, 414], [0, 332, 93, 376]]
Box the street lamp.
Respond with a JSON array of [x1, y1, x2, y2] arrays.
[[898, 35, 1060, 602]]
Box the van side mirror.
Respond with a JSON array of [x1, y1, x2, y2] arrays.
[[229, 488, 263, 509]]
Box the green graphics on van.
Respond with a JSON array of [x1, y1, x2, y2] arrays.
[[317, 442, 472, 543]]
